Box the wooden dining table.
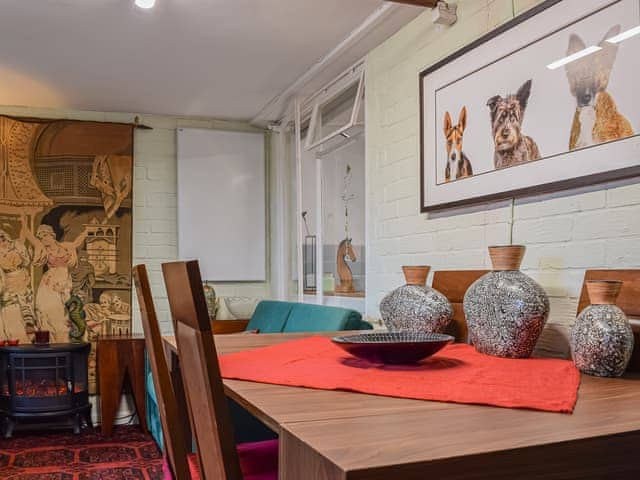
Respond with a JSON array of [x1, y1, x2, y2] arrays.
[[162, 331, 640, 479]]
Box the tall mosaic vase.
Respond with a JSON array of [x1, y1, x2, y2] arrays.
[[380, 266, 453, 333], [463, 245, 549, 358], [570, 280, 634, 377]]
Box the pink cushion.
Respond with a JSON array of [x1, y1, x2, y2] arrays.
[[176, 439, 278, 480], [162, 456, 173, 479], [237, 439, 279, 479]]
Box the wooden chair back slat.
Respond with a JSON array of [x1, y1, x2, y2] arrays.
[[578, 270, 640, 372], [432, 270, 489, 343], [163, 260, 242, 480], [132, 265, 191, 480]]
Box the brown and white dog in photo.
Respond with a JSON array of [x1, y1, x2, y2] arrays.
[[443, 106, 473, 182], [487, 79, 540, 169], [565, 25, 633, 150]]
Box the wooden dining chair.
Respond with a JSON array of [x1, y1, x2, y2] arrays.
[[432, 270, 489, 343], [132, 264, 191, 480], [162, 260, 278, 480], [577, 270, 640, 372]]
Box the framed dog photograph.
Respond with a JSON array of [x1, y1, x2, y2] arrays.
[[420, 0, 640, 212]]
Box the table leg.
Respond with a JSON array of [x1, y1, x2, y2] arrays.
[[99, 338, 148, 435], [99, 343, 122, 436], [279, 429, 343, 480], [129, 340, 148, 432]]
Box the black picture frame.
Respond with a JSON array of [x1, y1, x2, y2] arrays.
[[419, 0, 640, 212]]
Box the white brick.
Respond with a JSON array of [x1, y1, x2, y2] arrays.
[[378, 202, 397, 220], [396, 234, 435, 254], [384, 98, 415, 126], [384, 178, 416, 202], [134, 166, 146, 180], [383, 138, 416, 165], [512, 216, 573, 244], [148, 245, 177, 260], [521, 241, 607, 270], [146, 192, 177, 207], [397, 196, 420, 217], [385, 117, 417, 144], [573, 207, 640, 239], [484, 223, 509, 246], [382, 217, 417, 238], [151, 219, 176, 233], [135, 233, 177, 247], [146, 164, 176, 181], [605, 238, 640, 267], [137, 207, 177, 220], [515, 191, 605, 219], [606, 182, 640, 207]]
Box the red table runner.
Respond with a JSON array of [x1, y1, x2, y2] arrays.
[[219, 336, 580, 413]]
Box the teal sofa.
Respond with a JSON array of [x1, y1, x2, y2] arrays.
[[146, 300, 371, 448]]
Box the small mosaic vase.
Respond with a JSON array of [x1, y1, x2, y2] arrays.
[[380, 266, 453, 333], [570, 280, 634, 377], [463, 245, 549, 358], [202, 282, 218, 319]]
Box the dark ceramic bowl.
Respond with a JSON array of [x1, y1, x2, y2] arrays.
[[332, 332, 454, 364]]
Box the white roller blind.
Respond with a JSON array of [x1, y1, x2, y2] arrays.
[[177, 128, 266, 281]]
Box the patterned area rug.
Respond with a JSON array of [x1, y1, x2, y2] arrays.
[[0, 426, 164, 480]]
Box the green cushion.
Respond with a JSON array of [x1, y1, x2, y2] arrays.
[[246, 300, 294, 333], [358, 319, 374, 330], [284, 303, 364, 332], [146, 371, 157, 404], [145, 356, 163, 449]]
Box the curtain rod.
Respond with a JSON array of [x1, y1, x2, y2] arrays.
[[0, 114, 153, 130]]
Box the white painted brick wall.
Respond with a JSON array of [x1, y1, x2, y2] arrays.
[[0, 105, 269, 335], [365, 0, 640, 347]]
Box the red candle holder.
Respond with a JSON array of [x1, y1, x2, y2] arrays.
[[34, 331, 50, 345]]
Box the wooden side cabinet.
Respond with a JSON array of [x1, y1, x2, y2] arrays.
[[97, 335, 148, 436]]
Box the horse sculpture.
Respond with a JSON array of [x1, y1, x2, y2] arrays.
[[335, 238, 356, 293]]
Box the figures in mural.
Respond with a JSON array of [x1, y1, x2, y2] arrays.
[[20, 214, 90, 342], [0, 116, 133, 392], [90, 155, 133, 220], [65, 295, 87, 342], [0, 227, 37, 340], [84, 292, 114, 338], [71, 250, 96, 304]]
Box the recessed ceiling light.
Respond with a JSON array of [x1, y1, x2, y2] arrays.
[[546, 45, 602, 70], [135, 0, 156, 9]]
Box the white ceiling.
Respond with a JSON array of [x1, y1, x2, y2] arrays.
[[0, 0, 422, 121]]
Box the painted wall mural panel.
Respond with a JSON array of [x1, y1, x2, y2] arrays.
[[0, 116, 133, 392], [420, 0, 640, 211]]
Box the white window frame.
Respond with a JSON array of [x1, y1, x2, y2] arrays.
[[303, 66, 365, 153], [290, 61, 366, 306]]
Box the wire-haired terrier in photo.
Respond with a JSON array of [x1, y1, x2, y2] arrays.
[[443, 106, 473, 182], [565, 25, 634, 150], [487, 79, 540, 169]]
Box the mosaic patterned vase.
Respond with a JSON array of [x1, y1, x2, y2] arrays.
[[463, 245, 549, 358], [570, 280, 634, 377], [202, 281, 218, 319], [379, 266, 453, 333]]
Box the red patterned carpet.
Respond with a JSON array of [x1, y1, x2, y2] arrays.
[[0, 426, 164, 480]]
